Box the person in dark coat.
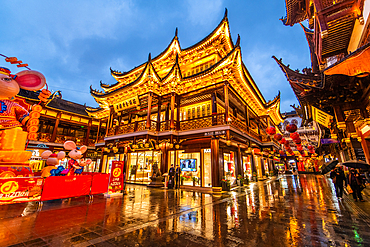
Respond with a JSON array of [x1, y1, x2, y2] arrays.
[[175, 164, 181, 189], [347, 168, 365, 202], [334, 165, 345, 199], [168, 164, 175, 189]]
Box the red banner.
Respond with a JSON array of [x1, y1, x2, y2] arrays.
[[0, 177, 43, 204], [91, 173, 109, 195], [109, 161, 124, 194], [41, 175, 92, 201], [0, 165, 34, 178]]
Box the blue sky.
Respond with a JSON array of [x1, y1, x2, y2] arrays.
[[1, 0, 310, 113]]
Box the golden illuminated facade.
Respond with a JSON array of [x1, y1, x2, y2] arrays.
[[88, 10, 283, 189]]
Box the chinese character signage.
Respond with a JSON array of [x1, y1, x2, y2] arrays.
[[129, 140, 154, 151], [109, 161, 124, 194], [0, 177, 43, 204]]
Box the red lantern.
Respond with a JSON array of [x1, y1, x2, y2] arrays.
[[290, 132, 299, 140], [293, 137, 301, 144], [266, 126, 276, 135], [307, 145, 313, 150], [274, 133, 283, 141], [279, 138, 286, 144], [279, 150, 286, 156], [296, 145, 303, 151], [286, 123, 297, 133], [284, 140, 290, 147]]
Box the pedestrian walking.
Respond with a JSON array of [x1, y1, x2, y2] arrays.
[[347, 168, 365, 202], [334, 165, 345, 199], [168, 164, 175, 189], [175, 164, 181, 189]]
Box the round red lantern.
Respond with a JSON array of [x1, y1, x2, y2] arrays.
[[296, 145, 303, 151], [290, 132, 299, 140], [279, 138, 286, 144], [307, 145, 313, 150], [284, 140, 290, 147], [293, 137, 301, 144], [266, 126, 276, 135], [274, 133, 283, 141], [279, 150, 286, 156], [286, 123, 297, 133]]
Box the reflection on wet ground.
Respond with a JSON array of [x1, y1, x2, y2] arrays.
[[2, 174, 370, 246]]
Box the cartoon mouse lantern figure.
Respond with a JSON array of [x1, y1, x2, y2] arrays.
[[40, 150, 66, 178], [64, 141, 92, 176], [0, 67, 47, 151]]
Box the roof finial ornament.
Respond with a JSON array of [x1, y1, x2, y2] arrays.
[[235, 34, 240, 47], [148, 53, 151, 61], [175, 27, 178, 37], [224, 8, 228, 18]]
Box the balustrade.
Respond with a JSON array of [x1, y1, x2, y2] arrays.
[[101, 112, 268, 143]]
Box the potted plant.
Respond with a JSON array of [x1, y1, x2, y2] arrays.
[[237, 175, 244, 186], [244, 176, 249, 185], [192, 176, 198, 186], [252, 172, 257, 182], [221, 178, 230, 191], [180, 175, 185, 185]]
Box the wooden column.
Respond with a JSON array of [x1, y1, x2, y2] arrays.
[[51, 112, 61, 142], [170, 93, 176, 130], [165, 104, 170, 130], [156, 96, 162, 131], [245, 105, 250, 130], [211, 137, 221, 187], [237, 145, 243, 178], [84, 119, 92, 146], [212, 91, 217, 125], [96, 119, 102, 143], [146, 92, 153, 129], [176, 95, 180, 130], [224, 83, 229, 123]]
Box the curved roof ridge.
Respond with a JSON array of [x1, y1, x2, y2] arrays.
[[181, 8, 234, 53], [161, 54, 183, 82], [106, 29, 181, 89], [92, 54, 162, 99]]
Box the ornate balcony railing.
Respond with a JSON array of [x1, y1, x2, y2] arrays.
[[180, 116, 212, 131], [102, 113, 275, 144], [38, 132, 52, 142]]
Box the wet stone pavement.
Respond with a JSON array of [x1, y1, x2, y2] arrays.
[[1, 174, 370, 246]]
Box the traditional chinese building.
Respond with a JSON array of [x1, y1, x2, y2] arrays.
[[16, 89, 100, 172], [276, 0, 370, 164], [88, 10, 283, 190]]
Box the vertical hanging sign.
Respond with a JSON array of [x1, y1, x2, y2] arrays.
[[108, 161, 124, 194]]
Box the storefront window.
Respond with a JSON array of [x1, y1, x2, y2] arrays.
[[254, 155, 262, 178], [224, 152, 236, 184], [128, 151, 161, 184], [106, 154, 119, 174], [243, 156, 252, 180], [178, 151, 201, 186], [203, 149, 212, 187]]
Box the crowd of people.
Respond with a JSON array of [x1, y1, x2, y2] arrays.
[[330, 165, 366, 202]]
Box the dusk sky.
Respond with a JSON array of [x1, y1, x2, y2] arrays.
[[1, 1, 311, 113]]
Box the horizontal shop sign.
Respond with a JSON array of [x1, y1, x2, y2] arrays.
[[204, 130, 226, 136]]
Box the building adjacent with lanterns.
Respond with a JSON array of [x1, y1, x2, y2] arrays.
[[87, 10, 283, 190], [276, 0, 370, 164]]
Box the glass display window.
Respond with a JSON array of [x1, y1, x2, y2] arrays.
[[178, 151, 201, 186], [224, 152, 236, 184], [203, 149, 212, 187], [243, 156, 252, 179], [128, 151, 161, 184]]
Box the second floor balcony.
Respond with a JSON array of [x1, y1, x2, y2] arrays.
[[105, 113, 277, 145]]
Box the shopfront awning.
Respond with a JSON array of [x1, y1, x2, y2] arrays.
[[324, 42, 370, 77]]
